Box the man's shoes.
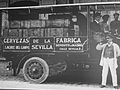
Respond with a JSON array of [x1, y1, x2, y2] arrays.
[[114, 86, 119, 89], [100, 85, 106, 88]]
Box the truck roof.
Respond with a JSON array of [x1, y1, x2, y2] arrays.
[[0, 2, 120, 10]]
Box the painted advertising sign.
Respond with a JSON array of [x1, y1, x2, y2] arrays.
[[55, 37, 87, 51], [30, 37, 54, 52], [3, 37, 87, 52], [3, 38, 30, 52]]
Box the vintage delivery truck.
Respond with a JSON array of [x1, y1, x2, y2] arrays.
[[0, 2, 120, 84]]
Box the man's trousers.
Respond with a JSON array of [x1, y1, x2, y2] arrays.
[[101, 58, 118, 86]]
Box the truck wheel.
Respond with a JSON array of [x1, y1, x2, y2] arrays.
[[23, 57, 49, 83]]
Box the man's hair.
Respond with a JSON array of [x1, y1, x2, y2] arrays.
[[94, 12, 101, 18], [106, 34, 114, 39], [102, 15, 109, 20], [113, 13, 119, 16]]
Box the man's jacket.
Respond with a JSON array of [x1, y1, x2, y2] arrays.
[[90, 21, 102, 33], [96, 42, 120, 68]]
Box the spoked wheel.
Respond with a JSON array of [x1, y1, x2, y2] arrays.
[[23, 57, 49, 83]]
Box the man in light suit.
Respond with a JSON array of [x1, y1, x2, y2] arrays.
[[96, 34, 120, 89]]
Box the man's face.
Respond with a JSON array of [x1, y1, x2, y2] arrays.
[[114, 15, 119, 20], [106, 37, 113, 43], [95, 16, 101, 22], [72, 15, 77, 22]]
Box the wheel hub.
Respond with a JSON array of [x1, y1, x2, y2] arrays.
[[27, 62, 44, 79]]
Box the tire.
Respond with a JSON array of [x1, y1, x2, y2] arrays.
[[23, 57, 49, 83]]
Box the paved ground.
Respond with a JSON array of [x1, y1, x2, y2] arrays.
[[0, 79, 118, 90], [0, 70, 118, 90], [0, 62, 118, 90]]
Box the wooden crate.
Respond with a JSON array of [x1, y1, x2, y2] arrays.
[[8, 29, 19, 37], [30, 20, 41, 28], [23, 29, 29, 37], [81, 0, 102, 2], [63, 28, 68, 37], [9, 21, 20, 29], [0, 1, 7, 7], [41, 0, 56, 5], [108, 0, 120, 1], [3, 29, 9, 37], [56, 0, 69, 4], [50, 28, 63, 37], [74, 0, 81, 3]]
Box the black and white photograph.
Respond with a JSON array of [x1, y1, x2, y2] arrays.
[[1, 0, 120, 90]]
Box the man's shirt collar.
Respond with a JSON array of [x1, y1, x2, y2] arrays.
[[95, 20, 99, 24], [107, 42, 113, 47]]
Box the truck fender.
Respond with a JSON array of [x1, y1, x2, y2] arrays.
[[16, 53, 46, 75]]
